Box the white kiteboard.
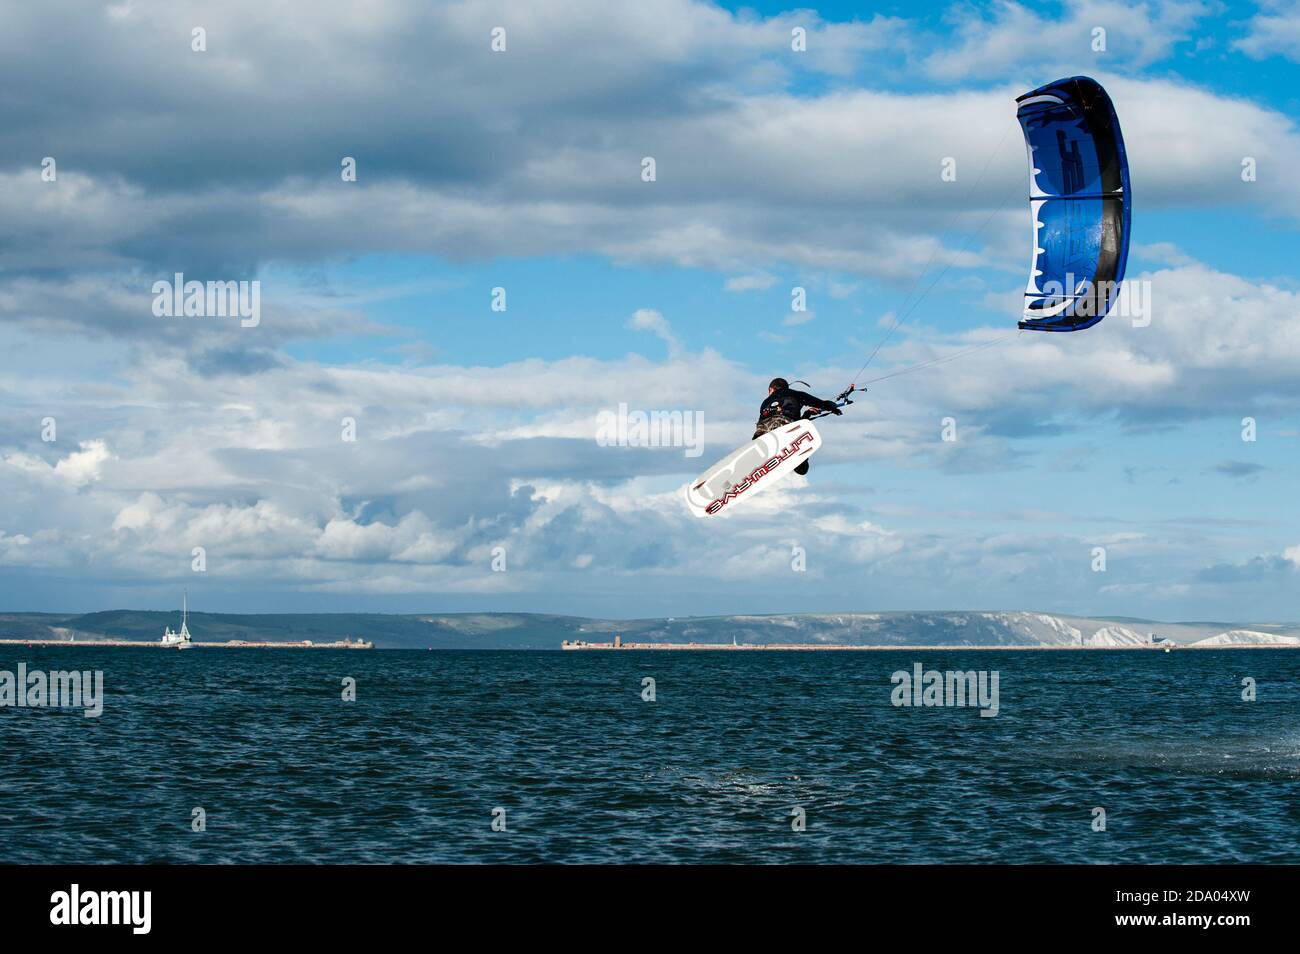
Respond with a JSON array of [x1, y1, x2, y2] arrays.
[[684, 419, 822, 517]]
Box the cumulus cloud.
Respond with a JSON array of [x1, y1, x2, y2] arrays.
[[923, 0, 1213, 81], [1196, 553, 1297, 583], [627, 308, 683, 356], [0, 0, 1296, 618], [870, 259, 1300, 427], [0, 250, 1284, 608], [5, 440, 112, 488], [1234, 1, 1300, 62], [54, 441, 112, 485], [2, 2, 1297, 326]]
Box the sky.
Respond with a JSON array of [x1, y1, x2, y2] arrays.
[[1, 0, 1298, 621]]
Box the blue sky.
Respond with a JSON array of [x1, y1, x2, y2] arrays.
[[1, 0, 1298, 621]]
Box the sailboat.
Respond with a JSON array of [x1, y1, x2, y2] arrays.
[[162, 591, 195, 649]]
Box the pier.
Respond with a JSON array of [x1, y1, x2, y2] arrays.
[[0, 638, 374, 650]]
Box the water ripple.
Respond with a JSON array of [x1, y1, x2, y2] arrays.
[[1, 647, 1297, 863]]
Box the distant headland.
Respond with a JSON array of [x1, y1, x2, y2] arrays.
[[2, 609, 1297, 650]]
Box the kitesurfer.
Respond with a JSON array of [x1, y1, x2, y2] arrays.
[[754, 378, 840, 475]]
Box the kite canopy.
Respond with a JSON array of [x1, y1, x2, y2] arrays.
[[1016, 76, 1131, 332]]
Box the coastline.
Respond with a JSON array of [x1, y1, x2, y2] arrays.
[[0, 638, 374, 650], [561, 640, 1298, 651]]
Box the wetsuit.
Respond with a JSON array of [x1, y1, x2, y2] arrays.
[[753, 386, 839, 475]]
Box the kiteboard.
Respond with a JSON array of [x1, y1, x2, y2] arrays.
[[684, 419, 822, 517]]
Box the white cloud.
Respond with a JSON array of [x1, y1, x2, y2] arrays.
[[1, 252, 1297, 606], [3, 5, 1297, 318], [4, 440, 111, 488], [924, 0, 1212, 80], [53, 440, 111, 485], [627, 308, 684, 356], [1234, 1, 1300, 62], [1, 0, 1297, 618], [725, 273, 778, 292]]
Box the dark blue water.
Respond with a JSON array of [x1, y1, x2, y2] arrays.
[[2, 647, 1297, 863]]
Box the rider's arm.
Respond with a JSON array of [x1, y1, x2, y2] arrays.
[[789, 389, 838, 412]]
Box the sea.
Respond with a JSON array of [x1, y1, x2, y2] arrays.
[[2, 646, 1298, 863]]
